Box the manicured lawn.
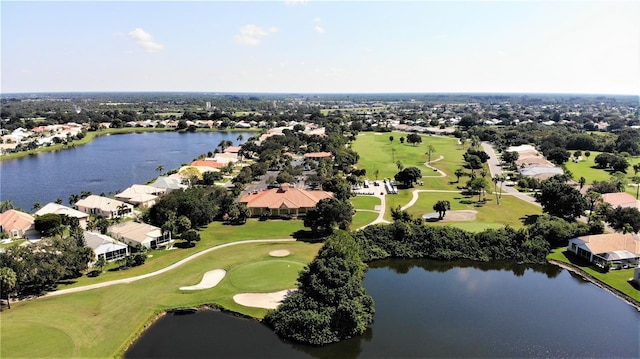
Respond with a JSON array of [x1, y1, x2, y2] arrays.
[[55, 219, 305, 290], [1, 240, 322, 358], [352, 132, 465, 190], [547, 248, 639, 302], [395, 191, 542, 229], [0, 239, 26, 249], [351, 211, 380, 229], [350, 195, 381, 210], [563, 153, 616, 183]]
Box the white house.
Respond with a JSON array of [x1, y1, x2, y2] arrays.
[[74, 195, 133, 219], [108, 221, 172, 250], [35, 202, 90, 229], [115, 184, 166, 207], [568, 233, 640, 270], [84, 232, 129, 262]]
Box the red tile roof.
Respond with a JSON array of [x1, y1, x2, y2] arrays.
[[239, 185, 333, 210], [602, 192, 638, 208], [304, 152, 333, 159], [0, 209, 34, 232]]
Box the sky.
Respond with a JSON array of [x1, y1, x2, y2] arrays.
[[1, 0, 639, 95]]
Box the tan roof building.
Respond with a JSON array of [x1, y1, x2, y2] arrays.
[[115, 184, 167, 207], [239, 183, 333, 217], [108, 221, 172, 249], [304, 152, 333, 160], [568, 233, 640, 269], [75, 195, 133, 219], [601, 192, 639, 209], [0, 209, 36, 239]]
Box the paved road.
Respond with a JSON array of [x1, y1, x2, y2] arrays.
[[45, 238, 296, 297], [481, 142, 540, 207]]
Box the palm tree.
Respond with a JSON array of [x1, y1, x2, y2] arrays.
[[156, 164, 165, 176], [69, 194, 80, 206], [585, 190, 602, 222], [578, 176, 586, 189], [237, 134, 244, 142], [433, 200, 451, 220], [634, 163, 640, 175], [55, 198, 63, 204], [425, 145, 436, 164], [0, 200, 14, 213], [0, 267, 17, 309], [374, 169, 380, 181], [632, 176, 640, 199], [31, 202, 42, 211], [454, 168, 465, 183]]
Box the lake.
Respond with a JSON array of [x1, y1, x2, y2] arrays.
[[125, 259, 640, 358], [0, 131, 253, 211]]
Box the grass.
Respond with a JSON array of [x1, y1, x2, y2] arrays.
[[350, 195, 381, 210], [547, 248, 639, 302], [351, 211, 380, 229], [352, 131, 465, 190], [0, 239, 26, 249], [55, 219, 305, 290], [1, 240, 322, 358]]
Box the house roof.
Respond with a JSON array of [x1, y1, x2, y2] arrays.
[[151, 176, 187, 190], [224, 146, 241, 153], [304, 152, 333, 159], [35, 203, 89, 219], [601, 192, 638, 208], [75, 195, 131, 212], [191, 160, 226, 169], [116, 185, 163, 204], [239, 184, 333, 210], [0, 209, 34, 232], [108, 221, 162, 245], [84, 232, 128, 254], [572, 233, 640, 256]]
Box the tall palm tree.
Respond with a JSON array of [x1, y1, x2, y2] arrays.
[[69, 194, 80, 206], [0, 200, 15, 213], [236, 134, 244, 142], [31, 202, 42, 211], [156, 164, 165, 176]]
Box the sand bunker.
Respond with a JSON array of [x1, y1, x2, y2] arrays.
[[233, 289, 296, 309], [269, 249, 291, 257], [180, 269, 226, 290]]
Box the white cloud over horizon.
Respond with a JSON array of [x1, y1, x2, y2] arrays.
[[128, 28, 164, 53]]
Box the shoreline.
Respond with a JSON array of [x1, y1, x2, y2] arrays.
[[548, 259, 640, 311], [0, 127, 260, 161]]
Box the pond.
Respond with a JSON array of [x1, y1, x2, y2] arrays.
[[0, 131, 252, 210], [125, 259, 639, 358]]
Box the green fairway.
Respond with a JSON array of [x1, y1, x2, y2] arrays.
[[228, 260, 305, 291], [352, 132, 465, 190], [350, 195, 381, 210], [352, 211, 380, 229], [0, 240, 321, 358]]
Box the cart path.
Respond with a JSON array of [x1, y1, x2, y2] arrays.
[[45, 238, 296, 297], [422, 155, 447, 178]]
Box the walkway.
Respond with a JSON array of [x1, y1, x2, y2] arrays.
[[401, 189, 462, 211], [422, 155, 447, 178], [357, 190, 391, 229], [45, 238, 296, 297]]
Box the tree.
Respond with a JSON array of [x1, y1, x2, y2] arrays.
[[181, 229, 201, 246], [585, 190, 602, 221], [425, 145, 436, 163], [545, 148, 571, 165], [606, 207, 640, 233], [634, 163, 640, 175], [502, 151, 519, 169], [573, 150, 582, 161], [433, 200, 451, 219], [632, 176, 640, 199], [68, 194, 80, 206], [406, 133, 422, 146], [0, 267, 16, 309], [492, 175, 505, 204], [399, 136, 405, 144], [176, 215, 192, 234], [155, 164, 164, 176], [237, 134, 244, 142], [467, 177, 490, 202], [394, 167, 422, 187], [578, 176, 586, 190], [304, 198, 355, 234], [389, 135, 394, 143], [34, 213, 63, 237], [94, 256, 107, 274], [0, 200, 14, 213], [31, 202, 41, 211], [454, 168, 466, 183], [535, 179, 588, 221], [374, 169, 380, 181]]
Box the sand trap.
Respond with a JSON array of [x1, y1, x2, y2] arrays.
[[423, 210, 478, 222], [233, 289, 296, 309], [269, 249, 291, 257], [180, 269, 226, 290]]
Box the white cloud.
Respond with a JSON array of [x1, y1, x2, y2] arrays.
[[314, 25, 326, 34], [285, 0, 309, 5], [128, 28, 164, 53], [234, 25, 278, 46]]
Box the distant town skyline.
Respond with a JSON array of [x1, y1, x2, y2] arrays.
[[2, 1, 639, 95]]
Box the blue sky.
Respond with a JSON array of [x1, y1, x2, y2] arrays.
[[2, 1, 638, 95]]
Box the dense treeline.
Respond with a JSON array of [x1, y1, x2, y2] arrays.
[[264, 231, 375, 345]]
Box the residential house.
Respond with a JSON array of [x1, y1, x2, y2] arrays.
[[190, 160, 227, 170], [74, 195, 133, 219], [239, 183, 333, 217], [601, 192, 639, 210], [304, 152, 333, 160], [115, 184, 167, 208], [0, 209, 38, 239], [35, 202, 90, 229], [84, 232, 129, 262], [108, 221, 172, 249], [151, 176, 188, 192], [568, 233, 640, 270]]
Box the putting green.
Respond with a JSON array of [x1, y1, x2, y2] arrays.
[[1, 322, 74, 358], [228, 260, 305, 292]]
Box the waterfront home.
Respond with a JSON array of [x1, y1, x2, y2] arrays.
[[74, 195, 133, 219], [115, 185, 167, 208], [568, 233, 640, 270], [304, 152, 333, 161], [35, 202, 90, 229], [150, 176, 188, 192], [84, 231, 129, 262], [239, 183, 333, 217], [0, 209, 38, 239], [108, 221, 172, 249]]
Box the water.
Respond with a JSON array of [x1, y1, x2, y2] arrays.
[[0, 131, 252, 210], [125, 260, 640, 358]]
